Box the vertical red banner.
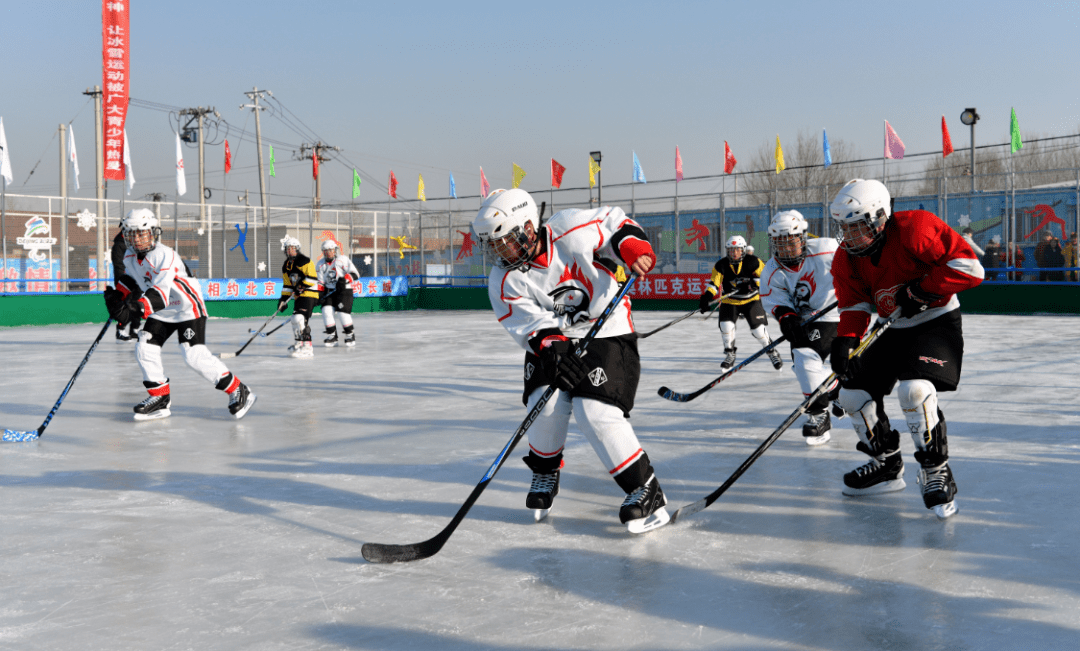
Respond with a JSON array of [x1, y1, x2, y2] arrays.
[[102, 1, 130, 181]]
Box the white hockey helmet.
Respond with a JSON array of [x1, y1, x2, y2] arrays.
[[768, 210, 809, 268], [122, 208, 161, 255], [321, 239, 339, 259], [830, 179, 892, 256], [281, 236, 302, 257], [726, 235, 747, 260], [471, 188, 541, 270]]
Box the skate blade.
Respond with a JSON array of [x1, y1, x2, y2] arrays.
[[933, 501, 957, 519], [626, 506, 671, 534], [842, 478, 906, 497], [345, 341, 356, 348], [804, 433, 831, 446], [324, 342, 337, 348], [233, 393, 257, 420], [133, 409, 171, 421], [532, 507, 552, 522]]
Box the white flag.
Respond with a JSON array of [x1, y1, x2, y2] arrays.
[[68, 124, 81, 190], [123, 129, 135, 195], [175, 131, 187, 196], [0, 117, 13, 186]]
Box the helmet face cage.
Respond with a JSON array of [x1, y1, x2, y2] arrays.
[[281, 237, 301, 257], [834, 208, 888, 256], [471, 188, 540, 271], [726, 236, 746, 261], [483, 224, 535, 271], [829, 179, 891, 257], [122, 210, 161, 254], [322, 240, 338, 260], [771, 232, 807, 268]]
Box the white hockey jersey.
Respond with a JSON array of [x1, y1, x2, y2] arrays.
[[315, 255, 360, 292], [122, 243, 207, 323], [759, 237, 840, 323], [488, 206, 649, 352]]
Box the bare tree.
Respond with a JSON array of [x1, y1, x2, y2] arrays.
[[742, 130, 864, 206], [919, 131, 1080, 194]]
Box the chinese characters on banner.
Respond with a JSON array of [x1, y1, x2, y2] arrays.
[[198, 276, 409, 301], [102, 1, 130, 181], [624, 274, 709, 300]]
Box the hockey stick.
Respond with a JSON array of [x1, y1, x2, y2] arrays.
[[250, 319, 289, 337], [3, 318, 114, 443], [219, 293, 296, 359], [361, 274, 639, 564], [638, 292, 732, 340], [657, 301, 838, 402], [668, 309, 901, 524]]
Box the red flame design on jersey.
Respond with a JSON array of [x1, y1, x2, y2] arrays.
[[798, 271, 817, 297], [557, 262, 593, 297]]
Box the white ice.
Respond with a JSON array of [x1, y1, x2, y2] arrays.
[[1, 309, 1079, 650]]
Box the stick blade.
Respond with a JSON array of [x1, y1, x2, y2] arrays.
[[3, 428, 41, 443], [361, 537, 444, 564], [218, 352, 237, 359], [657, 386, 691, 402], [669, 499, 708, 524]]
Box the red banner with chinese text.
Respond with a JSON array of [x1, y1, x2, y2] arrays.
[[625, 274, 710, 300], [102, 1, 130, 181]]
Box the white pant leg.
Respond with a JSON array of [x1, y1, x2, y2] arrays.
[[525, 387, 572, 457], [291, 313, 307, 339], [135, 331, 167, 385], [792, 348, 829, 396], [180, 342, 232, 386], [897, 379, 940, 451], [572, 397, 644, 475], [336, 311, 354, 328], [322, 305, 336, 330], [719, 320, 736, 349], [836, 388, 879, 447], [750, 324, 771, 347]]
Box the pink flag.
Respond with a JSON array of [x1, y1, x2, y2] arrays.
[[480, 166, 490, 198], [675, 146, 684, 181], [884, 121, 906, 159]]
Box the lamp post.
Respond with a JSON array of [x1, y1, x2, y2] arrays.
[[590, 151, 602, 206], [960, 108, 979, 194]]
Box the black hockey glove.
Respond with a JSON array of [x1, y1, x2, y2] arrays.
[[698, 291, 715, 314], [776, 309, 807, 347], [539, 340, 590, 392], [277, 296, 291, 313], [736, 279, 757, 295], [895, 280, 942, 318], [104, 286, 139, 324], [830, 336, 861, 381]]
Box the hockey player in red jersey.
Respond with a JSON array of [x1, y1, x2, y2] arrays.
[[103, 209, 256, 421], [472, 188, 668, 533], [828, 179, 983, 519]]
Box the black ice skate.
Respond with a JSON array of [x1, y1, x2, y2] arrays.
[[324, 331, 338, 347], [721, 347, 737, 370], [133, 393, 171, 421], [767, 347, 783, 370], [526, 469, 560, 522], [228, 383, 257, 419], [115, 323, 136, 342], [344, 332, 356, 347], [842, 443, 906, 496], [802, 410, 831, 446], [619, 474, 670, 534], [917, 460, 958, 520]]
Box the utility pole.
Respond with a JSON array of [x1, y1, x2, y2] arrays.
[[178, 107, 216, 228], [240, 88, 270, 227], [298, 141, 339, 220], [59, 123, 69, 291], [83, 86, 105, 289]]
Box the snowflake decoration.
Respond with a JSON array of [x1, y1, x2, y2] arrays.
[[257, 261, 266, 272], [75, 209, 97, 232], [197, 228, 204, 236], [957, 214, 972, 229], [364, 255, 372, 266]]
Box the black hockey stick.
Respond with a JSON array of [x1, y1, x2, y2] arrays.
[[361, 275, 639, 564], [638, 292, 732, 340], [220, 293, 296, 359], [250, 319, 290, 337], [668, 309, 900, 524], [3, 318, 114, 443], [657, 301, 838, 402]]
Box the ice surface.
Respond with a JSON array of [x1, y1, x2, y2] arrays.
[[1, 310, 1078, 649]]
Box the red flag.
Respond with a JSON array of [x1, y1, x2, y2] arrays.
[[312, 151, 319, 179], [724, 141, 737, 174], [102, 0, 130, 182], [224, 139, 232, 174], [389, 171, 398, 198], [480, 166, 490, 198], [675, 146, 684, 181], [942, 115, 954, 158], [551, 158, 566, 189]]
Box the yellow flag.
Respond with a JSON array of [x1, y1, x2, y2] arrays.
[[774, 135, 785, 174], [418, 174, 426, 201], [512, 163, 526, 189], [589, 157, 601, 188]]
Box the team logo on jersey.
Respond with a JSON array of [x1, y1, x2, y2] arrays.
[[876, 284, 904, 315], [524, 362, 535, 381], [588, 367, 608, 387], [918, 355, 946, 367], [794, 271, 817, 310], [182, 328, 195, 340], [549, 262, 594, 324], [807, 327, 821, 341]]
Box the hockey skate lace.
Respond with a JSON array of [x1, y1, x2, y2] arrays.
[[529, 472, 558, 494], [621, 481, 651, 508], [918, 466, 948, 493], [851, 457, 883, 479], [137, 394, 162, 408], [228, 387, 243, 406], [807, 412, 827, 428]]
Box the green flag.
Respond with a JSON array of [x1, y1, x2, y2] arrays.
[[352, 169, 362, 199], [269, 144, 276, 177], [1010, 108, 1023, 154]]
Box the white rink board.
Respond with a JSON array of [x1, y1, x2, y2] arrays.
[[1, 310, 1079, 650]]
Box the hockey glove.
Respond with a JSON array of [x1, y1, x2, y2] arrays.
[[277, 296, 291, 313], [104, 286, 140, 324], [895, 280, 942, 318], [736, 279, 757, 295], [830, 336, 861, 381], [698, 291, 716, 314], [776, 308, 807, 347], [539, 339, 590, 392]]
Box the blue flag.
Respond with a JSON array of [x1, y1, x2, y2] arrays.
[[632, 151, 647, 184], [449, 172, 457, 199], [823, 129, 832, 169]]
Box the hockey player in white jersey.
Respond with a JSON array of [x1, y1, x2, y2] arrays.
[[103, 209, 256, 421], [315, 240, 360, 347], [759, 211, 840, 445], [473, 188, 669, 533]]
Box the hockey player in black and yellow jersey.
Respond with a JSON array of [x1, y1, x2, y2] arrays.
[[698, 235, 783, 371], [278, 236, 320, 358]]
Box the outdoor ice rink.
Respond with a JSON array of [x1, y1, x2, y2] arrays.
[[1, 308, 1078, 650]]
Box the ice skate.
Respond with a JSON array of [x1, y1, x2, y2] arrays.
[[721, 347, 737, 370], [767, 347, 784, 370], [918, 461, 958, 519], [842, 443, 906, 496], [802, 410, 831, 446], [324, 331, 338, 347], [115, 323, 136, 342], [290, 341, 314, 359], [526, 468, 560, 522], [133, 393, 171, 421], [228, 382, 257, 420], [344, 332, 356, 347], [620, 475, 670, 534]]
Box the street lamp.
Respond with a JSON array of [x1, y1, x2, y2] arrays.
[[960, 108, 979, 194], [590, 151, 602, 205]]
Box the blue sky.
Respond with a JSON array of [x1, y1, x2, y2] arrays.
[[3, 1, 1078, 206]]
